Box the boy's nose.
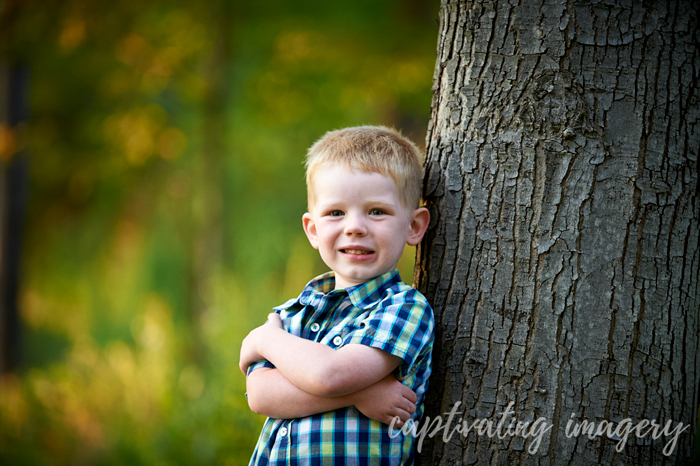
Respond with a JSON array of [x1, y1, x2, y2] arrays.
[[344, 213, 367, 236]]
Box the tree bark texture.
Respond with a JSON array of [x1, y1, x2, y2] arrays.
[[415, 1, 699, 465]]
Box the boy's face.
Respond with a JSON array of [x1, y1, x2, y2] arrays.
[[302, 166, 429, 290]]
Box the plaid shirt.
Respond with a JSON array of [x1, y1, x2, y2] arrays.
[[247, 269, 434, 465]]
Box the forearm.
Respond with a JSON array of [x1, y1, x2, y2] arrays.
[[247, 367, 418, 426], [256, 327, 392, 397], [239, 314, 401, 397], [246, 368, 357, 418]]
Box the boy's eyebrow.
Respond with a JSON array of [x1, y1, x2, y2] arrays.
[[317, 199, 398, 209], [366, 201, 396, 209], [318, 193, 399, 203]]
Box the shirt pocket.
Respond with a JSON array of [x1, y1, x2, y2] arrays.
[[322, 313, 370, 348]]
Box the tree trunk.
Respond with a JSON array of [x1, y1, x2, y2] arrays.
[[415, 1, 699, 465]]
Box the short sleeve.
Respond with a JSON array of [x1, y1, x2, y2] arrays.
[[344, 292, 433, 378]]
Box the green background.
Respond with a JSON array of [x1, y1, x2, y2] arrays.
[[0, 0, 439, 464]]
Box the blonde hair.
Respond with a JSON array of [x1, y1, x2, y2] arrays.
[[305, 126, 424, 209]]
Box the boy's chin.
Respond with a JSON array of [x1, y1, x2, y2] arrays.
[[333, 268, 396, 289], [333, 272, 373, 289]]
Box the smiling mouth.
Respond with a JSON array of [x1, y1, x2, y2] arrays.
[[341, 249, 374, 255]]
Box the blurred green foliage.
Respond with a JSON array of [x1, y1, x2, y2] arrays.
[[0, 0, 439, 464]]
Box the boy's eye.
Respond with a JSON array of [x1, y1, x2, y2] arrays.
[[369, 209, 385, 216], [328, 210, 344, 217]]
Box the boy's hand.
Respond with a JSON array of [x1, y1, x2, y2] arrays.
[[239, 313, 284, 374], [352, 374, 417, 427], [265, 313, 283, 329]]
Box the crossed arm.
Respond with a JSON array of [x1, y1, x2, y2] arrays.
[[240, 313, 417, 426]]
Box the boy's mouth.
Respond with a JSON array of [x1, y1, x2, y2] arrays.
[[341, 248, 374, 255]]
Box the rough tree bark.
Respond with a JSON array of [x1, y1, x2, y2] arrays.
[[415, 1, 699, 465]]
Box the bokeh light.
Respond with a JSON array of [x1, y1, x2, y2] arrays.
[[0, 0, 439, 463]]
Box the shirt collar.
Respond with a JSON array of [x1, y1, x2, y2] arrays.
[[276, 269, 403, 311]]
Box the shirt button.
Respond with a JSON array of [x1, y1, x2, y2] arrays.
[[279, 426, 288, 437], [310, 323, 320, 332], [332, 336, 343, 346]]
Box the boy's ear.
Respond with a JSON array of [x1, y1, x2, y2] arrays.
[[302, 213, 320, 249], [406, 207, 430, 246]]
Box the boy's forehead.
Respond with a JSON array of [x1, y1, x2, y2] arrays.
[[308, 166, 403, 207], [313, 163, 389, 178], [311, 166, 396, 190]]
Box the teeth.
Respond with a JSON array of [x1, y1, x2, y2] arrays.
[[344, 249, 372, 255]]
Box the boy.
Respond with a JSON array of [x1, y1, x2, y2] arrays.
[[239, 126, 434, 465]]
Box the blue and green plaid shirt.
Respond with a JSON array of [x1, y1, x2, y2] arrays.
[[246, 269, 434, 465]]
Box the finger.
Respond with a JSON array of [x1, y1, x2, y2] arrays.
[[402, 387, 418, 404], [388, 415, 404, 428], [390, 407, 411, 422], [267, 313, 283, 327], [392, 408, 411, 425], [405, 401, 416, 414]]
